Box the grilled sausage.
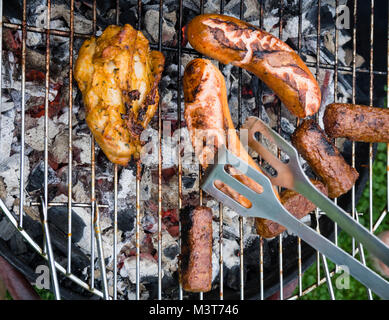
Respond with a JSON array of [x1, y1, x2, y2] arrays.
[[255, 180, 328, 238], [323, 103, 389, 143], [183, 58, 281, 240], [291, 120, 359, 198], [180, 205, 213, 292], [186, 14, 321, 118]]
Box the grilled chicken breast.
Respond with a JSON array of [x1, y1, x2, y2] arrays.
[[74, 24, 164, 165]]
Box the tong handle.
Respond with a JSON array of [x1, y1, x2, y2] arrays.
[[201, 146, 389, 299], [243, 116, 389, 267], [296, 180, 389, 268], [272, 204, 389, 300]]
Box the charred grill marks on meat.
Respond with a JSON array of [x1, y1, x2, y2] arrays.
[[203, 18, 317, 113]]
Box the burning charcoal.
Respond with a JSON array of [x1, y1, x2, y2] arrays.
[[9, 233, 27, 256], [163, 244, 179, 260], [144, 9, 176, 45], [0, 218, 16, 241], [161, 273, 179, 296], [151, 166, 177, 185], [244, 236, 271, 271], [224, 265, 243, 291], [142, 213, 158, 234], [120, 254, 161, 284], [48, 206, 86, 243], [26, 161, 60, 194], [220, 238, 240, 290], [182, 175, 196, 189], [117, 208, 135, 233], [47, 223, 90, 271], [280, 117, 295, 136]]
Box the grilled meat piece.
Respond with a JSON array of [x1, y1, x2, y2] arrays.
[[183, 58, 285, 239], [74, 24, 164, 165], [180, 205, 213, 293], [291, 120, 359, 198], [255, 180, 328, 238], [183, 58, 282, 239], [186, 14, 321, 118], [323, 103, 389, 143]]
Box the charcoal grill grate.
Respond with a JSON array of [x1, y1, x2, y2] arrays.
[[0, 0, 388, 300]]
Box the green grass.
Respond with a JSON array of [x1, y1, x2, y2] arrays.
[[33, 286, 55, 300], [5, 286, 54, 300], [297, 143, 388, 300]]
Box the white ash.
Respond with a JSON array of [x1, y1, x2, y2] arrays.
[[101, 227, 123, 268], [139, 127, 158, 167], [243, 0, 260, 20], [144, 9, 176, 45], [73, 135, 91, 164], [162, 135, 178, 169], [1, 95, 16, 113], [140, 170, 152, 201], [221, 238, 240, 269], [120, 255, 161, 284], [24, 116, 61, 152], [177, 127, 199, 171], [56, 107, 80, 127], [1, 75, 58, 103], [211, 251, 220, 283], [0, 110, 16, 164], [118, 168, 137, 199], [26, 31, 42, 47], [0, 153, 30, 199], [51, 131, 69, 164], [13, 200, 40, 224], [33, 4, 93, 36], [72, 181, 90, 204], [127, 283, 150, 300], [152, 229, 179, 274]]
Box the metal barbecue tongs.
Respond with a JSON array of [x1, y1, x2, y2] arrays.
[[201, 116, 389, 299]]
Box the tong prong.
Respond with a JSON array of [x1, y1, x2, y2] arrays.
[[201, 145, 284, 220], [242, 116, 304, 190]]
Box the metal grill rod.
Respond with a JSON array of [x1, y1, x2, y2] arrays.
[[39, 196, 61, 300], [67, 0, 74, 277], [0, 198, 105, 298], [0, 1, 389, 302], [18, 0, 26, 230]]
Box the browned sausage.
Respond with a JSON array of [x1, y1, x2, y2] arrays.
[[323, 103, 389, 143], [180, 205, 213, 292], [183, 58, 281, 240], [186, 14, 321, 118], [291, 119, 359, 198], [183, 58, 275, 205], [255, 180, 328, 238]]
